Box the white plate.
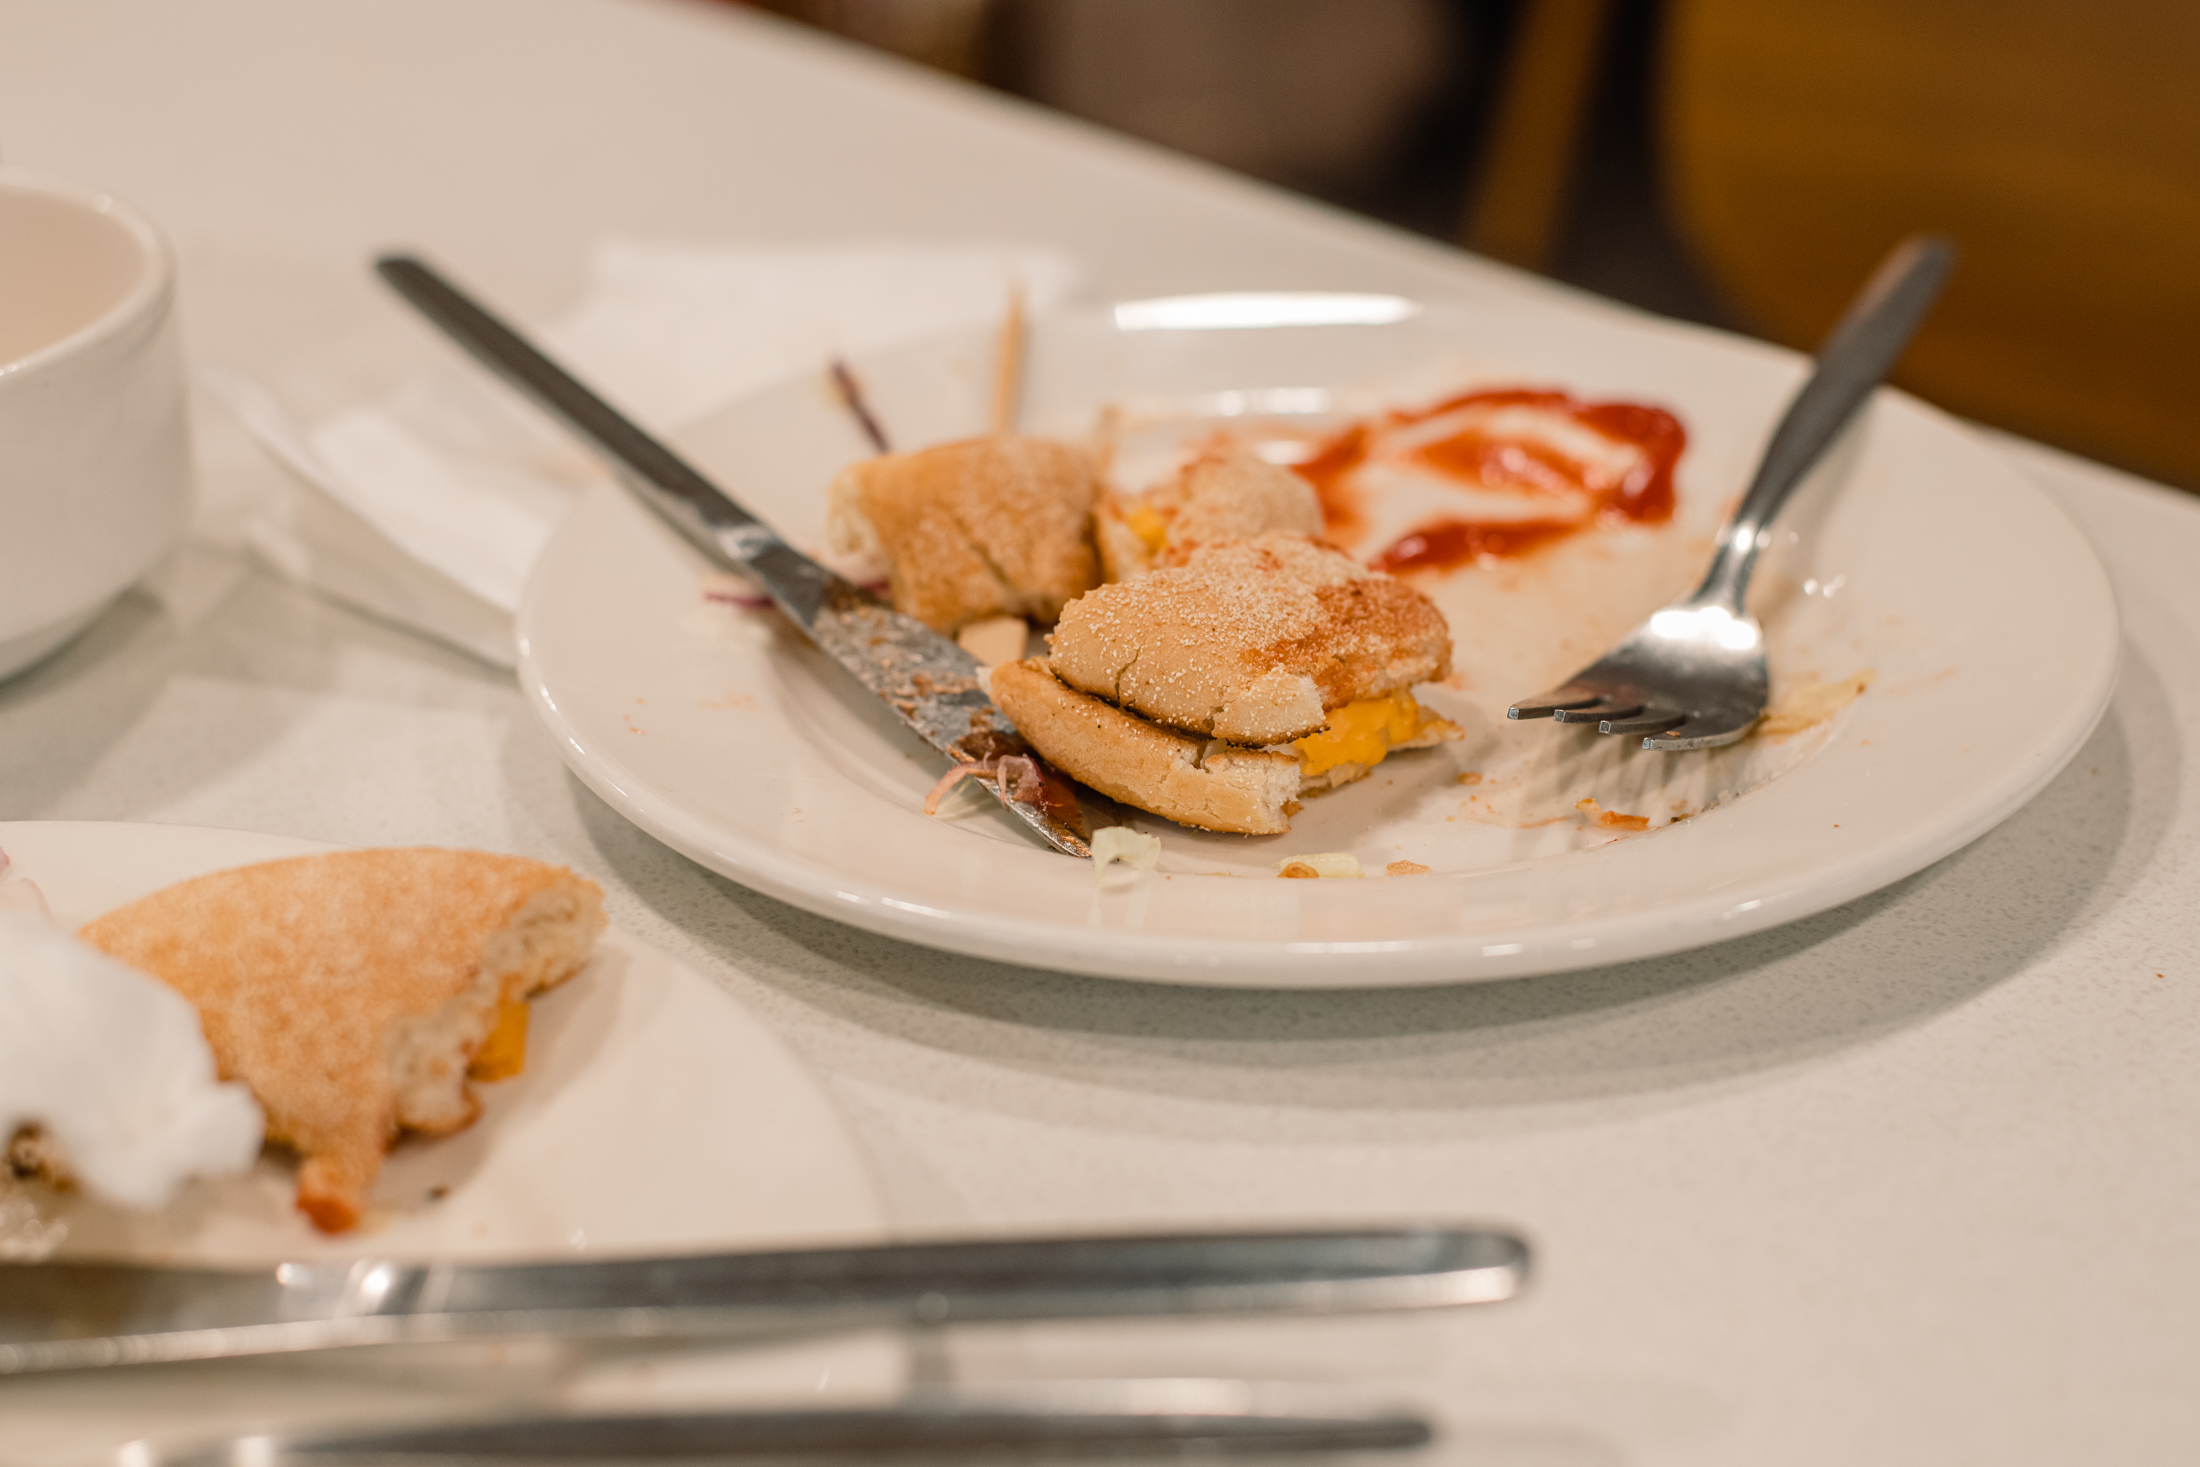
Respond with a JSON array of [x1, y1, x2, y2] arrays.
[[0, 820, 886, 1262], [517, 295, 2118, 987], [0, 821, 903, 1466]]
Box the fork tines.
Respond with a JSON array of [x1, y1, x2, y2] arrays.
[[1507, 686, 1687, 736]]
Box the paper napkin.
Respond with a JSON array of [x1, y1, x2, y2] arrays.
[[212, 239, 1087, 666]]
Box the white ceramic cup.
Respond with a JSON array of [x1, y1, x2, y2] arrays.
[[0, 168, 192, 681]]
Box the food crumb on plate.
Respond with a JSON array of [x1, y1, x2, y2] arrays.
[[1758, 670, 1875, 740], [1277, 852, 1363, 879], [1386, 860, 1431, 876], [1575, 798, 1650, 832], [1092, 826, 1162, 881]]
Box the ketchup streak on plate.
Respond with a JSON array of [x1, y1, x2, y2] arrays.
[[1293, 388, 1686, 574]]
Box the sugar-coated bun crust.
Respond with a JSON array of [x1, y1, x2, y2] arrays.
[[1097, 446, 1324, 582], [828, 435, 1101, 632], [1050, 534, 1453, 745], [78, 849, 605, 1234], [988, 659, 1300, 835]]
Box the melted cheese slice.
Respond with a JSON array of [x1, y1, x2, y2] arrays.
[[468, 998, 530, 1082], [1127, 503, 1170, 551], [1292, 690, 1439, 777]]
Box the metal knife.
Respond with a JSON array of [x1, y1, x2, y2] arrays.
[[373, 253, 1090, 858], [0, 1226, 1526, 1374], [121, 1384, 1433, 1464]]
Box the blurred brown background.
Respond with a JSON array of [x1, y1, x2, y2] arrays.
[[737, 0, 2200, 492]]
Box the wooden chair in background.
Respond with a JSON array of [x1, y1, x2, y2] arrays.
[[750, 0, 2199, 486], [1462, 0, 1614, 272], [1659, 0, 2200, 488]]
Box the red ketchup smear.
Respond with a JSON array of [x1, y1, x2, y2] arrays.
[[1293, 388, 1685, 574], [1293, 423, 1371, 546]]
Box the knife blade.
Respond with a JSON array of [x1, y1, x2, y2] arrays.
[[372, 253, 1090, 858], [0, 1226, 1526, 1374], [125, 1384, 1434, 1464]]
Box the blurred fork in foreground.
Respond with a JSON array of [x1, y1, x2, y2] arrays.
[[117, 1381, 1433, 1464]]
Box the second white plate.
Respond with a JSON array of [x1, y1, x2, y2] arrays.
[[0, 820, 887, 1261], [0, 820, 902, 1466], [517, 294, 2118, 987]]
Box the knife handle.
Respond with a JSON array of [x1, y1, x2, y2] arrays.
[[414, 1226, 1526, 1324]]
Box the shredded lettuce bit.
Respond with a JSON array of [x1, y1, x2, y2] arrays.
[[923, 755, 1043, 816]]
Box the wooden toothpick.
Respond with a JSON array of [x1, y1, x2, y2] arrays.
[[990, 279, 1026, 436]]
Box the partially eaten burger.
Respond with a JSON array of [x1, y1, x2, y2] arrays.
[[989, 534, 1460, 834]]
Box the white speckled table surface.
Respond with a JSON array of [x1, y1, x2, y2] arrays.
[[4, 2, 2198, 1462]]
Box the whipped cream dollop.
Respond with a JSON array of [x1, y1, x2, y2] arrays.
[[0, 910, 264, 1213]]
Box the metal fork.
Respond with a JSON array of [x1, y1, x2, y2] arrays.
[[1507, 234, 1955, 749]]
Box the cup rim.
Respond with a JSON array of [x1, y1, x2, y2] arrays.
[[0, 166, 176, 384]]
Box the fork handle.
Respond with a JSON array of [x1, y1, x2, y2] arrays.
[[1694, 234, 1956, 610]]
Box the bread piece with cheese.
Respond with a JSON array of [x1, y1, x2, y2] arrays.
[[78, 849, 604, 1233], [1097, 445, 1325, 582], [988, 658, 1300, 835], [1049, 534, 1452, 745], [827, 435, 1102, 633]]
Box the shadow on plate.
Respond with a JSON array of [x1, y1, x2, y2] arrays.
[[582, 640, 2174, 1141]]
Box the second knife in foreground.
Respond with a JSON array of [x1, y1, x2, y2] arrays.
[[0, 1225, 1528, 1373]]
